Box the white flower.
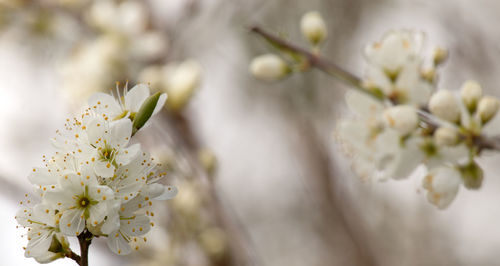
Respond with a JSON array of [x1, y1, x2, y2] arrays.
[[87, 0, 147, 35], [300, 11, 327, 45], [337, 91, 422, 180], [422, 166, 461, 209], [78, 117, 140, 178], [363, 31, 432, 106], [365, 30, 424, 76], [460, 80, 482, 112], [477, 96, 499, 124], [89, 83, 167, 122], [382, 105, 418, 136], [44, 166, 116, 236], [429, 90, 461, 123], [250, 54, 290, 81], [15, 204, 67, 258]]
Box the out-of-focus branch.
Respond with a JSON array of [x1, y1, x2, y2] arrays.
[[159, 110, 258, 266], [250, 25, 500, 153]]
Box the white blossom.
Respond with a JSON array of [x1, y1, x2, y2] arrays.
[[434, 127, 458, 146], [363, 30, 432, 105], [89, 83, 167, 122]]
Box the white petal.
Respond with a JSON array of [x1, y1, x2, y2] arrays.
[[109, 119, 132, 147], [125, 84, 150, 113], [59, 209, 86, 236], [101, 211, 120, 235], [15, 206, 33, 227], [154, 185, 178, 200], [28, 168, 58, 186], [94, 160, 115, 178], [88, 92, 122, 118], [106, 231, 132, 255], [85, 117, 107, 147], [88, 202, 108, 226], [115, 143, 140, 165], [121, 215, 150, 236], [25, 229, 53, 258]]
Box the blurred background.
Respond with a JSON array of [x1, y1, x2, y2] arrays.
[[2, 0, 500, 265]]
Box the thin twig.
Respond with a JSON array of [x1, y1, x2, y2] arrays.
[[65, 250, 81, 265]]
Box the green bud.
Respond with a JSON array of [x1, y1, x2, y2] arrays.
[[132, 92, 162, 134], [459, 161, 483, 190]]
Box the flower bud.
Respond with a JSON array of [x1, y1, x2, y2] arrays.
[[300, 11, 327, 45], [250, 54, 290, 81], [382, 105, 418, 136], [429, 90, 460, 123], [477, 96, 499, 124], [421, 67, 436, 83], [164, 60, 202, 111], [460, 80, 482, 113], [459, 161, 483, 190], [434, 127, 458, 146], [432, 47, 448, 65], [422, 167, 461, 209]]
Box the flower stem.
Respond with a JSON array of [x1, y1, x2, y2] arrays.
[[77, 230, 93, 266]]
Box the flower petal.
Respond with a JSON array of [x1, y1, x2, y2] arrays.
[[59, 209, 86, 236], [88, 92, 122, 118], [94, 160, 115, 178], [125, 84, 150, 113], [106, 230, 132, 255]]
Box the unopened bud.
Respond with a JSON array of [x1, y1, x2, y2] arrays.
[[477, 96, 499, 124], [421, 67, 436, 83], [459, 161, 483, 190], [300, 11, 327, 45], [383, 105, 418, 136], [434, 127, 458, 146], [460, 80, 482, 113], [429, 90, 460, 123], [164, 60, 202, 112], [250, 54, 290, 81], [432, 47, 448, 65]]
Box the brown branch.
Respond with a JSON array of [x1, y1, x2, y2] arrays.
[[65, 250, 81, 265], [77, 230, 93, 266]]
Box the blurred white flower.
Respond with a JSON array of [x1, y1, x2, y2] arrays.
[[87, 0, 147, 35], [363, 30, 432, 105]]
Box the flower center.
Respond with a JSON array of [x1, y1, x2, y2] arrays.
[[78, 196, 91, 208]]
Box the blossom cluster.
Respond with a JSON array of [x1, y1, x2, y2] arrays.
[[16, 84, 177, 263], [337, 30, 500, 209], [250, 12, 500, 209]]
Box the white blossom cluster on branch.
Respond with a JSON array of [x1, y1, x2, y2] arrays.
[[250, 12, 500, 209], [16, 84, 177, 263]]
